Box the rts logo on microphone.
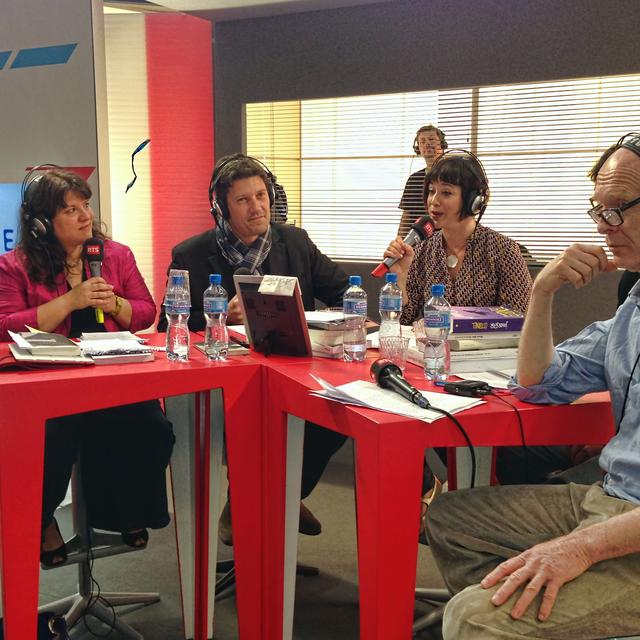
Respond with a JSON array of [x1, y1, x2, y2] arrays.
[[85, 245, 101, 256]]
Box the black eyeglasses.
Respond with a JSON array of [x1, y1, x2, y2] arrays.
[[588, 195, 640, 227]]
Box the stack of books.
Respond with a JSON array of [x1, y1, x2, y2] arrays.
[[406, 306, 524, 374], [449, 306, 524, 351], [8, 331, 93, 365], [305, 311, 346, 358], [305, 311, 378, 358]]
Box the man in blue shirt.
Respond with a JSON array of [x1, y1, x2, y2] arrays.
[[426, 133, 640, 639]]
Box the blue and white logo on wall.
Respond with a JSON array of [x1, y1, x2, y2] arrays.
[[0, 184, 21, 255]]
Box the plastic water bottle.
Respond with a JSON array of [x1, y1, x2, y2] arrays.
[[203, 274, 229, 360], [343, 275, 368, 362], [379, 272, 402, 338], [165, 274, 191, 362], [423, 283, 451, 382]]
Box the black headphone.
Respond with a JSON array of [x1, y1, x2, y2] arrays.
[[617, 132, 640, 158], [21, 164, 63, 240], [426, 149, 489, 219], [413, 125, 448, 155], [208, 154, 276, 222]]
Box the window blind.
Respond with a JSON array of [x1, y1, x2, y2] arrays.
[[246, 73, 640, 264]]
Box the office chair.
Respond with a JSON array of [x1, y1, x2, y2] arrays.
[[38, 464, 160, 639]]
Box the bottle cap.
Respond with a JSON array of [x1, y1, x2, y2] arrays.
[[349, 275, 362, 286], [431, 283, 445, 297], [385, 273, 398, 283], [209, 273, 222, 285]]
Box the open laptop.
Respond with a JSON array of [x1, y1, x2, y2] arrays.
[[233, 274, 313, 357]]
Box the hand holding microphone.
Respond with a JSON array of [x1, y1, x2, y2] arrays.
[[83, 238, 105, 323], [371, 214, 435, 278]]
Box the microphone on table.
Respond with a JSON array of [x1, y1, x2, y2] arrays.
[[371, 214, 436, 278], [83, 238, 105, 324], [370, 359, 431, 410]]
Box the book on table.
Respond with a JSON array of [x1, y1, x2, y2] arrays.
[[11, 331, 81, 356], [407, 345, 518, 374], [448, 332, 520, 351], [77, 333, 154, 364], [450, 306, 524, 334]]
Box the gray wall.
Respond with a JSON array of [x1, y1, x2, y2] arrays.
[[202, 0, 638, 340], [209, 0, 640, 155]]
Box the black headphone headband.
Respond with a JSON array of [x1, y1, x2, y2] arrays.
[[425, 149, 489, 219], [617, 132, 640, 159], [413, 126, 448, 155], [208, 154, 276, 221], [21, 163, 63, 240]]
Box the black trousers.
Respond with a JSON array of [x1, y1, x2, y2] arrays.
[[42, 400, 175, 533], [300, 422, 347, 499]]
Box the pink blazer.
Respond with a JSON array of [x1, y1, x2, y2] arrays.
[[0, 239, 156, 341]]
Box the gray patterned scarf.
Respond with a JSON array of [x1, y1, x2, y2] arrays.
[[215, 217, 272, 274]]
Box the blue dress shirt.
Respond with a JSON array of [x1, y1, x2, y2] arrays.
[[512, 281, 640, 505]]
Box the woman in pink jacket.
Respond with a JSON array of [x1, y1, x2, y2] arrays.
[[0, 169, 174, 567]]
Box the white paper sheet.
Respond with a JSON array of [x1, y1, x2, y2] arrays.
[[309, 375, 483, 423]]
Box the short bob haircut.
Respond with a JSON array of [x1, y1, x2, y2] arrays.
[[424, 153, 490, 218]]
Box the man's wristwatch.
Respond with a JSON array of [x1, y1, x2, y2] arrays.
[[111, 295, 123, 317]]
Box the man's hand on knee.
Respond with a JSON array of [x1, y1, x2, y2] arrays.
[[480, 535, 592, 622]]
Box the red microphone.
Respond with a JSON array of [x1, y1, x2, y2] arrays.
[[371, 214, 435, 278], [83, 238, 105, 324]]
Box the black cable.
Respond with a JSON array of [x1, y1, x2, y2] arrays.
[[488, 390, 530, 484], [66, 518, 117, 637], [427, 404, 476, 489], [618, 349, 640, 432], [84, 526, 118, 638]]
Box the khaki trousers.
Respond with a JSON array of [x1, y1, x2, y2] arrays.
[[426, 483, 640, 639]]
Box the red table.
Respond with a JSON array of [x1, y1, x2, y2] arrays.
[[251, 355, 615, 640], [0, 341, 263, 640], [0, 345, 616, 640]]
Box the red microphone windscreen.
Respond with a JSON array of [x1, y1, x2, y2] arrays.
[[370, 358, 400, 384]]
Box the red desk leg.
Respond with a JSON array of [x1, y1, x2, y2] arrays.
[[354, 428, 425, 639], [0, 400, 45, 640], [223, 365, 266, 640]]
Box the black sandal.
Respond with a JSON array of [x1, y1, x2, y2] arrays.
[[40, 518, 67, 568], [121, 528, 149, 548]]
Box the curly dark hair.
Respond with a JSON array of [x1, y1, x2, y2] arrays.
[[17, 169, 106, 287]]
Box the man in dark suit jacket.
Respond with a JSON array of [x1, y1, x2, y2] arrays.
[[160, 154, 350, 545]]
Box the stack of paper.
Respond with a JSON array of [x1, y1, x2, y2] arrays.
[[309, 375, 483, 423], [78, 332, 153, 364]]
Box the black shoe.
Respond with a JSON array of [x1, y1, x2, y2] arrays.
[[122, 528, 149, 548], [40, 518, 67, 568], [299, 502, 321, 536]]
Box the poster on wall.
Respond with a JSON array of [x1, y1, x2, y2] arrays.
[[0, 184, 20, 254], [0, 0, 102, 256]]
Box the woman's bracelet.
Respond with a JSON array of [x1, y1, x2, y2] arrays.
[[110, 295, 123, 317]]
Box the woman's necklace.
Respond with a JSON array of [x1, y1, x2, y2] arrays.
[[446, 254, 459, 269], [446, 226, 476, 270], [65, 257, 82, 274]]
